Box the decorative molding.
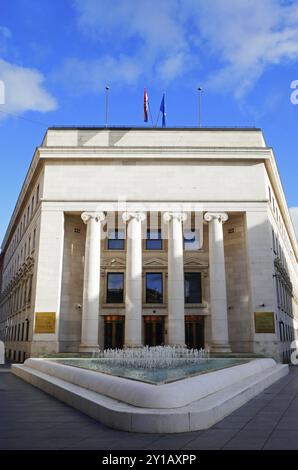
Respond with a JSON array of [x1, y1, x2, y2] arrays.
[[122, 211, 146, 223], [143, 258, 168, 267], [184, 258, 209, 269], [163, 212, 187, 223], [81, 211, 106, 224], [102, 257, 126, 268], [204, 212, 228, 224]]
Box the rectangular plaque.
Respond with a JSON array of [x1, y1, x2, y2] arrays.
[[254, 312, 275, 334], [35, 312, 56, 334]]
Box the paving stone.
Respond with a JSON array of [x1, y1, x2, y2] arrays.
[[182, 429, 237, 450], [223, 429, 273, 450], [0, 365, 298, 450], [263, 430, 298, 450]]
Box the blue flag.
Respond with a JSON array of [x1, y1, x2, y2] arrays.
[[160, 93, 166, 127]]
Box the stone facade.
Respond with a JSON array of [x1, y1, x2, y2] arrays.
[[0, 127, 297, 363]]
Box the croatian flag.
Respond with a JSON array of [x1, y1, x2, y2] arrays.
[[144, 88, 148, 122], [160, 93, 166, 127]]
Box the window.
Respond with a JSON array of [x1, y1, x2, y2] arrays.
[[146, 229, 162, 250], [107, 229, 125, 250], [184, 230, 200, 251], [185, 272, 202, 304], [36, 185, 40, 205], [106, 273, 124, 303], [146, 272, 163, 303]]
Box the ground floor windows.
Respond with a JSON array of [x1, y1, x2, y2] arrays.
[[102, 315, 204, 350], [104, 315, 125, 349], [106, 273, 124, 303], [145, 272, 163, 303], [185, 315, 204, 350], [144, 315, 164, 347], [185, 272, 202, 304]]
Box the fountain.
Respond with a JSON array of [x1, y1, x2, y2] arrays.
[[98, 345, 210, 368], [11, 346, 288, 433]]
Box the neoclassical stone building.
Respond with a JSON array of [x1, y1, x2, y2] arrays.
[[0, 127, 297, 362]]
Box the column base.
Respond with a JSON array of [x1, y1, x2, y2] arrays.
[[210, 343, 232, 354], [79, 344, 99, 353], [124, 343, 143, 349]]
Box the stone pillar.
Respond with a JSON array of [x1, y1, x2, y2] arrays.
[[204, 212, 231, 353], [163, 212, 187, 346], [122, 211, 146, 347], [80, 211, 105, 352]]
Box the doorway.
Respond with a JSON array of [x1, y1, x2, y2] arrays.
[[144, 316, 165, 347], [185, 315, 204, 349], [104, 315, 124, 349]]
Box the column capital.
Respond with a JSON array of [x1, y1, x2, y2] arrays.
[[163, 211, 187, 223], [204, 212, 228, 224], [81, 212, 106, 224], [122, 211, 146, 223]]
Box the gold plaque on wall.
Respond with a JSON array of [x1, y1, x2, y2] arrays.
[[34, 312, 56, 334], [254, 312, 275, 334]]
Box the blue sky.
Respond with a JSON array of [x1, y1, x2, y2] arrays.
[[1, 0, 298, 245]]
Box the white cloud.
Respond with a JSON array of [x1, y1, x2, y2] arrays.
[[193, 0, 298, 97], [290, 207, 298, 241], [56, 55, 142, 92], [74, 0, 187, 56], [71, 0, 298, 97], [72, 0, 191, 85], [0, 58, 57, 117]]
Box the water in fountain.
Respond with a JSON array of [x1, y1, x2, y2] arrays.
[[95, 346, 210, 369]]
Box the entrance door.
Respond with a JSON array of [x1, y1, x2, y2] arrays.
[[104, 315, 124, 349], [185, 315, 204, 349], [144, 316, 164, 347]]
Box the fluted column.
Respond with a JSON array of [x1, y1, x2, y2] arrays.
[[163, 212, 187, 346], [122, 211, 146, 347], [80, 211, 105, 352], [204, 212, 231, 353]]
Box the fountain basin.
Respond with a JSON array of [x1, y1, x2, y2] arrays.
[[12, 357, 288, 432]]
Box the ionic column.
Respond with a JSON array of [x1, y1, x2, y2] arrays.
[[163, 212, 187, 346], [122, 211, 146, 347], [204, 212, 231, 353], [80, 211, 105, 352]]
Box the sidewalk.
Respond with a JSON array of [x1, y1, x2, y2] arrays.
[[0, 364, 297, 450]]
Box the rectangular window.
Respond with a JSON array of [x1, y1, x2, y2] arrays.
[[146, 229, 162, 250], [185, 272, 202, 304], [146, 272, 163, 303], [106, 273, 124, 303], [108, 229, 125, 250]]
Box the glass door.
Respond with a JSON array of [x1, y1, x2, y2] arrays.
[[144, 316, 164, 347], [104, 315, 124, 349], [185, 315, 204, 349]]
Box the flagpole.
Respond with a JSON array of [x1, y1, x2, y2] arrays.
[[197, 86, 202, 128], [105, 85, 109, 128], [148, 102, 154, 127], [155, 110, 161, 128]]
